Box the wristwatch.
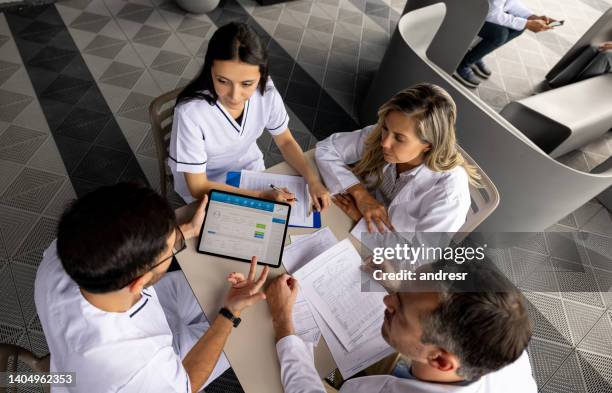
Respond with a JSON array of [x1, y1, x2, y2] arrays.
[[219, 307, 241, 327]]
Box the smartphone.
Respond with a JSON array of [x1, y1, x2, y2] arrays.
[[548, 20, 564, 27]]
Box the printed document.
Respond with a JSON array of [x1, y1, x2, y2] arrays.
[[282, 228, 338, 344], [311, 306, 394, 379], [282, 227, 338, 273], [293, 239, 387, 351], [290, 234, 310, 243], [239, 170, 313, 227]]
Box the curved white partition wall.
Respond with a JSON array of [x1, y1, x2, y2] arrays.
[[360, 0, 612, 236]]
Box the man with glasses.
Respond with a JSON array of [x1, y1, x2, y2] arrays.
[[34, 182, 269, 392]]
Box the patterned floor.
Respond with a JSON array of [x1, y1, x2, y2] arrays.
[[0, 0, 611, 391]]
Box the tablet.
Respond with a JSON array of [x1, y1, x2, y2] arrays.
[[197, 189, 291, 268]]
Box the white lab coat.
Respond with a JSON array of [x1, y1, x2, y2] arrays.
[[34, 241, 229, 392], [276, 335, 538, 393], [315, 126, 471, 234]]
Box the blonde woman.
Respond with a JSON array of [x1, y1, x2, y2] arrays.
[[315, 83, 479, 234]]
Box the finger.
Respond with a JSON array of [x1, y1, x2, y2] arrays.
[[312, 195, 321, 212], [363, 255, 376, 268], [253, 266, 270, 291], [380, 213, 394, 232], [248, 292, 267, 304], [366, 217, 376, 233], [281, 187, 295, 199], [248, 256, 257, 281], [321, 194, 331, 210], [228, 272, 245, 281], [360, 263, 376, 274], [288, 277, 299, 292], [198, 194, 208, 210], [374, 217, 387, 233]]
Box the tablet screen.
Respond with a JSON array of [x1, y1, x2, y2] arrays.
[[197, 190, 291, 267]]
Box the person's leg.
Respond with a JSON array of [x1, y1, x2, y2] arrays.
[[461, 23, 514, 67], [455, 23, 513, 87], [575, 50, 612, 81]]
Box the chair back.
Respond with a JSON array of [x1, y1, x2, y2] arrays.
[[456, 145, 500, 239], [149, 88, 182, 197], [0, 344, 50, 393]]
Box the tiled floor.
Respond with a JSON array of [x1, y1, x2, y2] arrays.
[[0, 0, 611, 391]]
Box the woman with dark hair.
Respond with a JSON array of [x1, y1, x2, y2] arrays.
[[169, 22, 330, 211]]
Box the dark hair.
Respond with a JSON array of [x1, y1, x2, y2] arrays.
[[176, 22, 269, 106], [57, 183, 176, 294], [420, 262, 532, 380]]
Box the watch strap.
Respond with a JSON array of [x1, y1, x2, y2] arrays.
[[219, 307, 241, 327]]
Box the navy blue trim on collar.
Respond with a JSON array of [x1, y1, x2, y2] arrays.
[[168, 156, 207, 165], [214, 102, 241, 134], [268, 112, 288, 131], [129, 298, 149, 318], [240, 100, 249, 135], [141, 290, 152, 298]]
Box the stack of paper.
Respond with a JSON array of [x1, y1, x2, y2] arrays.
[[293, 239, 394, 378], [282, 228, 339, 345]]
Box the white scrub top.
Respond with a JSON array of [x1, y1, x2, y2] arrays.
[[34, 241, 229, 392], [169, 78, 290, 202], [276, 335, 538, 393], [315, 125, 471, 234]]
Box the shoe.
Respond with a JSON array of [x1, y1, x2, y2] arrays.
[[471, 60, 492, 78], [453, 66, 480, 88]]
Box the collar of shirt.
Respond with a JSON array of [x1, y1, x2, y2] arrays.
[[214, 98, 251, 134], [383, 162, 426, 180]]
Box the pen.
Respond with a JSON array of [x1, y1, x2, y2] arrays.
[[269, 184, 299, 202]]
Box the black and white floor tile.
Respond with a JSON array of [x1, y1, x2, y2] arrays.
[[0, 0, 611, 391]]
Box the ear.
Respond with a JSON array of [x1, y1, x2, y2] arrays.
[[426, 350, 460, 373], [128, 271, 154, 295]]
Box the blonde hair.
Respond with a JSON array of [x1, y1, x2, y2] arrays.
[[352, 83, 481, 187]]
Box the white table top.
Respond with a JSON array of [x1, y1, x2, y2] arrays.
[[175, 150, 355, 393]]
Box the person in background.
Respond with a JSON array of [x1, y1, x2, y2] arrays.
[[315, 83, 478, 234], [569, 41, 612, 83], [34, 183, 269, 392], [454, 0, 558, 88], [265, 261, 537, 393]]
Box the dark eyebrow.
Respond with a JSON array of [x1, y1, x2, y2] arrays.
[[213, 74, 257, 84]]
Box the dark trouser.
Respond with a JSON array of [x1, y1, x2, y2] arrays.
[[459, 22, 525, 68], [576, 50, 612, 81]]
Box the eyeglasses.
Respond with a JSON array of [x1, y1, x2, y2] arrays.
[[150, 226, 186, 270]]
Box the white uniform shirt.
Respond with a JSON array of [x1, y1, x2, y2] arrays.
[[276, 335, 538, 393], [315, 126, 471, 234], [486, 0, 533, 31], [34, 241, 229, 392], [169, 78, 290, 202]]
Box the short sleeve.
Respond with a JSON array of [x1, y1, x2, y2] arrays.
[[118, 346, 192, 393], [168, 105, 208, 174], [264, 81, 290, 136]]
